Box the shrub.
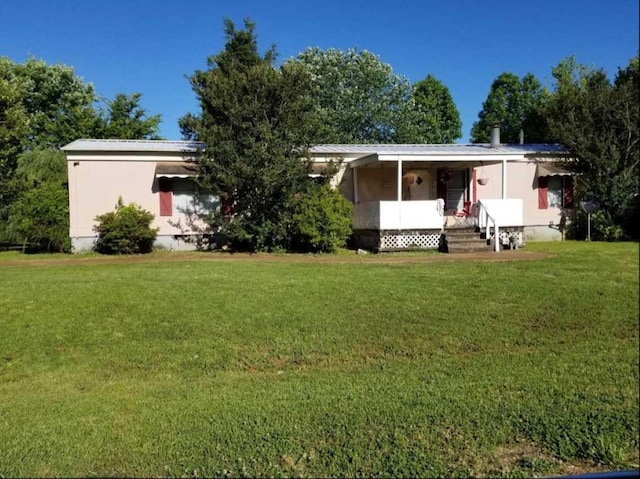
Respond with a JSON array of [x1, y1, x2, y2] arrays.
[[8, 181, 71, 253], [93, 198, 158, 254], [290, 185, 353, 253], [5, 149, 70, 252], [568, 208, 629, 241]]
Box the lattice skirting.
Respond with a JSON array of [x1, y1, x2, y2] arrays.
[[352, 229, 444, 251], [486, 227, 524, 247], [381, 232, 441, 249]]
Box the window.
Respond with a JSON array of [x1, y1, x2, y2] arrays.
[[538, 176, 574, 209], [547, 176, 563, 208], [157, 178, 218, 217], [173, 179, 196, 215]]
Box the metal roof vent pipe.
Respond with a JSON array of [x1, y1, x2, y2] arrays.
[[490, 124, 501, 148], [519, 129, 525, 144]]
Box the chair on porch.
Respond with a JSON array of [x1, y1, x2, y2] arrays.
[[452, 201, 474, 227]]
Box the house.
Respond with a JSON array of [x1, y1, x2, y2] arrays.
[[62, 131, 575, 252]]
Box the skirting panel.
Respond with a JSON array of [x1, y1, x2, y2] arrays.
[[352, 229, 442, 251], [485, 227, 525, 247], [380, 232, 441, 250]]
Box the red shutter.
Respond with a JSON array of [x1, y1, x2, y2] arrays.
[[538, 176, 548, 209], [563, 176, 574, 208], [221, 195, 233, 217], [159, 178, 172, 216]]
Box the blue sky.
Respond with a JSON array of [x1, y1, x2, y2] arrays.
[[1, 0, 638, 143]]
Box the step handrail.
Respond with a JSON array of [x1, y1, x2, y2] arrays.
[[477, 200, 500, 252]]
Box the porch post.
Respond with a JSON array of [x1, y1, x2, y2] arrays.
[[353, 167, 359, 204], [397, 155, 402, 229], [502, 159, 507, 199]]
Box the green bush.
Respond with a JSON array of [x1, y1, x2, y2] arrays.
[[8, 181, 71, 253], [290, 184, 353, 253], [93, 198, 158, 254], [567, 208, 630, 241]]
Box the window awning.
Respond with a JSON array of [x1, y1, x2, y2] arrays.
[[537, 163, 572, 177], [155, 162, 200, 178]]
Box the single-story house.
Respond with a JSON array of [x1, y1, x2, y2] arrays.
[[62, 130, 575, 252]]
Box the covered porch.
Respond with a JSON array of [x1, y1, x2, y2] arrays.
[[348, 152, 524, 251]]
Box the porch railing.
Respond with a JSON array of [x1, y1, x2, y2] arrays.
[[477, 201, 500, 252], [354, 200, 444, 230], [476, 199, 524, 252]]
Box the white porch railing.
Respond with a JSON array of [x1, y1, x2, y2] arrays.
[[354, 200, 444, 230], [477, 202, 500, 252], [476, 199, 524, 252]]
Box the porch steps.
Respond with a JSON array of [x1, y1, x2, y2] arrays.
[[444, 227, 492, 253]]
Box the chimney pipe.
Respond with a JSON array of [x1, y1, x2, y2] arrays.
[[490, 124, 500, 148], [519, 129, 524, 145]]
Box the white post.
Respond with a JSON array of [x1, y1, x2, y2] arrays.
[[397, 155, 402, 229], [502, 158, 507, 199], [494, 224, 500, 252]]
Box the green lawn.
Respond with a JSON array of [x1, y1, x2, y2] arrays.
[[0, 242, 638, 478]]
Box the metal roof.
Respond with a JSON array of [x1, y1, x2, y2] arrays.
[[61, 139, 569, 156], [62, 139, 205, 153], [309, 143, 570, 155]]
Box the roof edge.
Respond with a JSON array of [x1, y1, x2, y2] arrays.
[[62, 139, 205, 153]]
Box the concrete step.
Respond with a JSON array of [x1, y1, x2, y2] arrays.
[[444, 227, 492, 253], [448, 244, 494, 253], [445, 232, 481, 240], [447, 238, 489, 247]]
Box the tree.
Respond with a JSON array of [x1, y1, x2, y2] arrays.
[[181, 18, 319, 251], [0, 75, 29, 238], [0, 75, 28, 179], [470, 72, 549, 143], [14, 148, 67, 185], [97, 93, 162, 139], [291, 47, 445, 144], [0, 56, 163, 248], [8, 180, 70, 252], [7, 150, 70, 252], [544, 55, 639, 239], [411, 75, 462, 143], [1, 57, 101, 149], [0, 57, 98, 243]]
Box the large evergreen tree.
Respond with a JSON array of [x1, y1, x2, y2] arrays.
[[411, 74, 462, 143], [470, 72, 548, 143], [181, 19, 319, 251], [97, 93, 162, 140]]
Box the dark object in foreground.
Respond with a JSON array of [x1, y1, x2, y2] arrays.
[[552, 470, 639, 479]]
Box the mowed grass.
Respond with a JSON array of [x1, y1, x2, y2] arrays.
[[0, 242, 637, 478]]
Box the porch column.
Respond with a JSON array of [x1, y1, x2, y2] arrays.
[[502, 159, 507, 199], [353, 167, 359, 204], [397, 155, 402, 229], [397, 155, 402, 202]]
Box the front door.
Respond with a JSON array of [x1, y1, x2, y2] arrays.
[[437, 169, 467, 210]]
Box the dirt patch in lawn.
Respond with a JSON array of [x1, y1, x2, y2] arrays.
[[0, 249, 552, 268], [484, 441, 610, 477]]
